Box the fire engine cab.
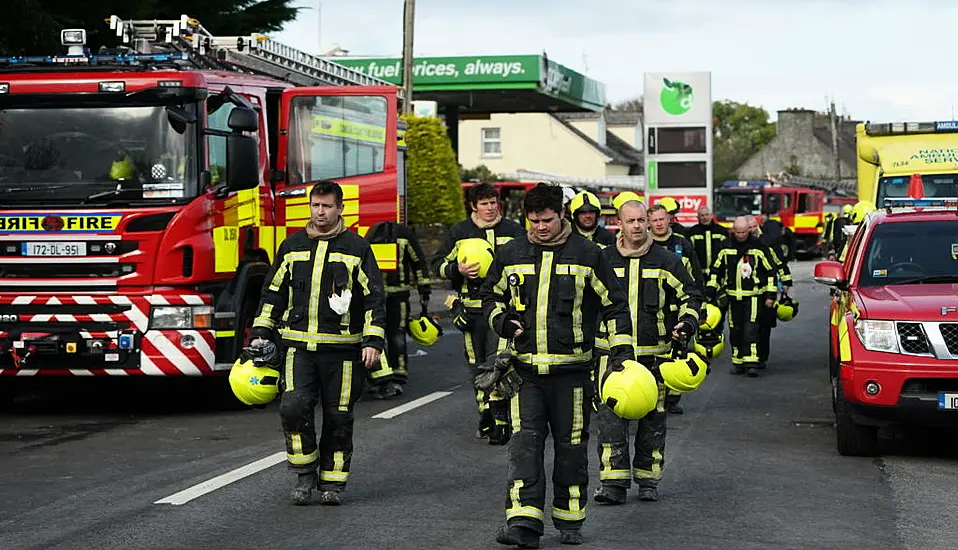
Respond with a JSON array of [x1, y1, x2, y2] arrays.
[[0, 15, 404, 386]]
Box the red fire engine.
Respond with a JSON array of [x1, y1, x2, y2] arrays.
[[0, 16, 404, 380]]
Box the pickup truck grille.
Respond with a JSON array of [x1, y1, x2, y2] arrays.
[[897, 322, 931, 355], [939, 324, 958, 355]]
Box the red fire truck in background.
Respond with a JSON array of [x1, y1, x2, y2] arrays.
[[713, 179, 826, 260], [0, 15, 404, 386]]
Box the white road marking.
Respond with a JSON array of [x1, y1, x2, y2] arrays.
[[154, 452, 286, 506], [372, 391, 453, 419]]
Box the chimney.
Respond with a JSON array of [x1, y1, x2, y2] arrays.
[[776, 108, 815, 139]]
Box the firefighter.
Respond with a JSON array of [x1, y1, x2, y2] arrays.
[[480, 183, 634, 548], [569, 190, 616, 247], [250, 180, 387, 506], [367, 221, 431, 398], [827, 204, 853, 260], [594, 198, 703, 505], [707, 216, 777, 377], [658, 197, 689, 238], [648, 203, 704, 414], [687, 205, 728, 280], [433, 182, 526, 445], [747, 216, 792, 370]]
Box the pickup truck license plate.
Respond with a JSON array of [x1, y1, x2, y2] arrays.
[[21, 242, 86, 256], [937, 393, 958, 410]]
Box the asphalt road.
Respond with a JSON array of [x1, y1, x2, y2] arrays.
[[2, 261, 958, 549]]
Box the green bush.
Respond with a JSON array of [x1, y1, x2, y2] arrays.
[[403, 115, 466, 226]]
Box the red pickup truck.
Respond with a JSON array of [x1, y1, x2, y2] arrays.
[[814, 198, 958, 456]]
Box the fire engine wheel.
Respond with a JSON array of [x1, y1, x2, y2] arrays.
[[835, 384, 879, 457]]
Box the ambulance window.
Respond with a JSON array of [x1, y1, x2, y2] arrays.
[[288, 95, 387, 182]]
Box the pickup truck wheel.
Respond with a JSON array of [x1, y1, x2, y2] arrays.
[[835, 384, 879, 457]]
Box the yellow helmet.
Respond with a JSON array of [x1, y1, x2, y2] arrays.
[[659, 352, 709, 393], [699, 303, 722, 331], [775, 296, 799, 322], [456, 238, 495, 278], [407, 314, 443, 346], [612, 191, 643, 211], [109, 155, 135, 180], [600, 360, 658, 420], [842, 204, 853, 216], [849, 201, 876, 224], [569, 191, 601, 215], [659, 197, 680, 214], [693, 332, 725, 360], [228, 358, 280, 406]]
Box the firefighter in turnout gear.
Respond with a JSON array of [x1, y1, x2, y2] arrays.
[[594, 198, 703, 505], [433, 183, 526, 444], [658, 197, 689, 238], [687, 205, 729, 280], [365, 221, 431, 398], [648, 203, 704, 415], [748, 217, 792, 369], [826, 204, 853, 260], [707, 216, 777, 377], [251, 181, 387, 507], [482, 183, 634, 548], [569, 190, 616, 247]]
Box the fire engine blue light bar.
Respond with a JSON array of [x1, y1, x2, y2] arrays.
[[0, 52, 190, 66], [720, 180, 768, 188], [883, 198, 958, 209]]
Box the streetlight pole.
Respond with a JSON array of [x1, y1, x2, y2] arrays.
[[401, 0, 415, 114]]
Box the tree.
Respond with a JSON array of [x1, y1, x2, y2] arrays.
[[460, 164, 500, 182], [404, 115, 466, 227], [712, 100, 776, 184], [0, 0, 301, 56], [607, 96, 643, 112]]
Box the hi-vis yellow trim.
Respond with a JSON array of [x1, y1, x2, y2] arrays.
[[213, 225, 240, 273], [0, 214, 121, 232], [371, 243, 398, 271], [794, 213, 821, 230]]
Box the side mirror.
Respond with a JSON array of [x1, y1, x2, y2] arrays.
[[226, 134, 259, 191], [227, 107, 258, 133], [814, 261, 847, 288]]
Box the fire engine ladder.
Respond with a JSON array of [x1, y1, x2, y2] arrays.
[[106, 14, 400, 92], [766, 172, 857, 196], [503, 169, 646, 191]]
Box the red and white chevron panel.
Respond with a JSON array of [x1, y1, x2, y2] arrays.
[[0, 293, 217, 377]]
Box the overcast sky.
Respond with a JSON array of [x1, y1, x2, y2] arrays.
[[273, 0, 955, 122]]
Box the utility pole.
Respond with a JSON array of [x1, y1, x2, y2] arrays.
[[401, 0, 416, 114], [829, 99, 840, 181]]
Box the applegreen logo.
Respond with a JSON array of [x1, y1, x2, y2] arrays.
[[660, 78, 693, 115]]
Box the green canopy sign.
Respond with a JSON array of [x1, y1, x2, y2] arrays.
[[330, 55, 606, 112]]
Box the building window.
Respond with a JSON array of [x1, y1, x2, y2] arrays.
[[481, 128, 501, 157]]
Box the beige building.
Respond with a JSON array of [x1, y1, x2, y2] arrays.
[[457, 110, 643, 181]]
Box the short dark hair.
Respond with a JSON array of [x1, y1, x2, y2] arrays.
[[648, 203, 668, 216], [310, 180, 343, 205], [469, 182, 498, 205], [523, 183, 564, 216]]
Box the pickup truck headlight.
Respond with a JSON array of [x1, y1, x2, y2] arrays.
[[854, 319, 899, 353], [150, 305, 214, 330]]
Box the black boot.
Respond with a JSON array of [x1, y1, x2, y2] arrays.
[[290, 472, 317, 506], [593, 485, 627, 505], [559, 530, 583, 545], [476, 409, 494, 439], [487, 422, 511, 446], [637, 485, 659, 502], [319, 489, 344, 506], [495, 524, 540, 548]]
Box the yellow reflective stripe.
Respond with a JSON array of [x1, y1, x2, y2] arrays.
[[515, 351, 592, 366], [485, 228, 495, 247], [339, 360, 353, 412], [495, 236, 513, 246], [572, 273, 585, 345], [679, 307, 700, 320], [462, 298, 482, 308], [320, 470, 349, 482], [594, 336, 610, 351], [599, 444, 630, 480], [307, 242, 329, 346], [589, 272, 613, 307], [570, 387, 584, 445], [608, 334, 632, 348], [628, 258, 640, 345], [614, 267, 625, 278], [438, 242, 460, 280], [505, 264, 536, 276], [363, 310, 385, 339], [287, 449, 318, 465], [636, 343, 669, 355], [215, 330, 235, 338], [535, 251, 555, 359], [253, 303, 275, 329], [727, 289, 764, 297], [507, 506, 545, 521], [488, 304, 506, 330], [284, 347, 296, 392], [552, 506, 586, 521], [329, 252, 360, 267], [510, 392, 521, 433], [292, 433, 303, 456], [279, 328, 363, 344]]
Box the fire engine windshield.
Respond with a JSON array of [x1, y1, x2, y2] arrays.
[[858, 220, 958, 287], [878, 174, 958, 204], [0, 104, 197, 205], [714, 191, 761, 218]]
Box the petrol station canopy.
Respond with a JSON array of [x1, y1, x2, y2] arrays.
[[329, 54, 606, 114]]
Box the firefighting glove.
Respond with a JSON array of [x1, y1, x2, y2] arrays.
[[450, 299, 474, 332], [704, 286, 718, 303], [500, 312, 524, 339], [671, 320, 695, 342], [474, 346, 523, 400]]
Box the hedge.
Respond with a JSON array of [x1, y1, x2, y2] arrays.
[[403, 115, 466, 227]]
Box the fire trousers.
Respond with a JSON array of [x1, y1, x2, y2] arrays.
[[384, 293, 410, 384], [278, 347, 365, 491], [505, 366, 592, 535], [462, 308, 509, 432], [728, 297, 761, 365], [594, 354, 668, 488], [757, 303, 777, 364]]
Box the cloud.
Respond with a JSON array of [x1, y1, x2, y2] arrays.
[[271, 0, 958, 121]]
